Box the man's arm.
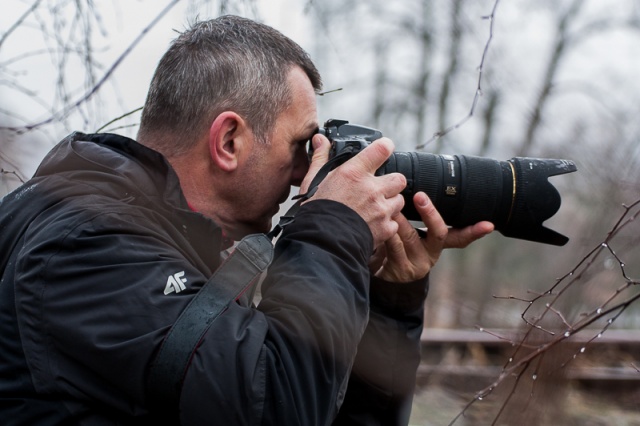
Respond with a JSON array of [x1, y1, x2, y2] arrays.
[[333, 190, 493, 426], [180, 200, 377, 425]]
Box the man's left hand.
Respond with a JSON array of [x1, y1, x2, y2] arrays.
[[370, 192, 494, 283]]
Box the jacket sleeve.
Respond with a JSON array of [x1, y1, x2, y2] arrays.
[[332, 275, 429, 426], [179, 200, 375, 425]]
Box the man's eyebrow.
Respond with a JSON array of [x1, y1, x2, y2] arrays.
[[297, 122, 319, 140], [305, 122, 320, 137]]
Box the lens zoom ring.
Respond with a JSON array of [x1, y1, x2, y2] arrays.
[[455, 156, 501, 227], [413, 153, 441, 204]]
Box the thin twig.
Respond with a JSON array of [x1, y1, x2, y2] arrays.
[[417, 0, 500, 150], [2, 0, 181, 134], [94, 106, 143, 133], [0, 168, 26, 184], [0, 0, 44, 49]]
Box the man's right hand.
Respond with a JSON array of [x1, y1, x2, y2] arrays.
[[301, 133, 407, 248]]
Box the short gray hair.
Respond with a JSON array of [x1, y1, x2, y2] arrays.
[[138, 15, 322, 157]]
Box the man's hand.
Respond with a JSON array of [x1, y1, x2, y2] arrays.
[[370, 192, 494, 283], [301, 134, 493, 281], [302, 133, 407, 248]]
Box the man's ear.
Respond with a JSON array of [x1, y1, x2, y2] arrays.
[[208, 112, 249, 172]]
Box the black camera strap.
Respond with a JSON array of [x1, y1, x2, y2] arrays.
[[268, 150, 352, 240], [147, 233, 273, 422]]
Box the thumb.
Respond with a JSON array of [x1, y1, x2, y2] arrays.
[[344, 137, 394, 175], [300, 133, 331, 194]]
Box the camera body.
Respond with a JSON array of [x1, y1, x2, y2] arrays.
[[321, 119, 382, 159], [317, 119, 577, 246]]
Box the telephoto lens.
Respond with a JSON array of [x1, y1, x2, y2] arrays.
[[380, 153, 577, 246]]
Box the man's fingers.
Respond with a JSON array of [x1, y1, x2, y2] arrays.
[[373, 192, 494, 283], [345, 138, 395, 175], [378, 173, 408, 199], [414, 192, 448, 251], [382, 232, 406, 265], [444, 221, 494, 249], [413, 192, 493, 249], [391, 212, 419, 247], [344, 138, 407, 198]]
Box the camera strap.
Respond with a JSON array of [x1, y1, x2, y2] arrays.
[[146, 233, 273, 422], [268, 150, 353, 240]]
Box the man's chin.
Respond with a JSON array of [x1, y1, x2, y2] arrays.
[[225, 214, 277, 241], [247, 221, 273, 238]]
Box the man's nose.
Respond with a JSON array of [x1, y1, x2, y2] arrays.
[[290, 145, 310, 187]]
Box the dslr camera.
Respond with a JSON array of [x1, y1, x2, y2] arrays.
[[317, 119, 577, 246]]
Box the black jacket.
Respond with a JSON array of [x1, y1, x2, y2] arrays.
[[0, 133, 428, 425]]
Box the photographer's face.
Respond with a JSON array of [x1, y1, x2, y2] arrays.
[[237, 67, 318, 234]]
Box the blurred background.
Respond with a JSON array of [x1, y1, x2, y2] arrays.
[[2, 1, 639, 424]]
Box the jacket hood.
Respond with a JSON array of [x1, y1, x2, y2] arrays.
[[34, 132, 188, 211], [0, 132, 222, 277]]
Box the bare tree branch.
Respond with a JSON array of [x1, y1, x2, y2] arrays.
[[0, 0, 44, 49], [449, 198, 640, 424]]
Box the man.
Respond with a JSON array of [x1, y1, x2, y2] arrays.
[[0, 15, 492, 425]]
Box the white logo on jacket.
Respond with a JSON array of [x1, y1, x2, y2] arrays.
[[164, 271, 187, 295]]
